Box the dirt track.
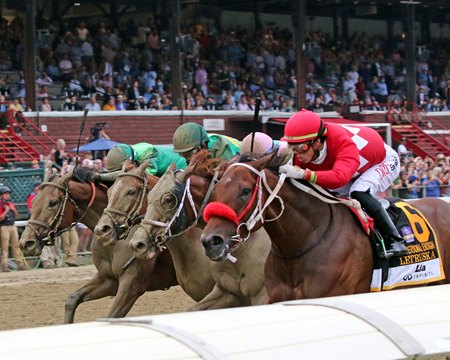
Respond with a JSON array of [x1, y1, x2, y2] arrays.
[[0, 265, 195, 331]]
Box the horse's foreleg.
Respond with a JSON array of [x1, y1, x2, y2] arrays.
[[64, 272, 118, 324], [106, 272, 147, 318], [189, 285, 245, 311], [250, 287, 269, 306]]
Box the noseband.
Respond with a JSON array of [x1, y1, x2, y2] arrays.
[[26, 180, 96, 246], [139, 170, 219, 251], [103, 171, 148, 240]]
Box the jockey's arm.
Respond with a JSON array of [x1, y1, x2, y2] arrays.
[[98, 170, 122, 183]]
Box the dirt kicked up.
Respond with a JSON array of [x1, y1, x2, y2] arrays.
[[0, 265, 195, 331]]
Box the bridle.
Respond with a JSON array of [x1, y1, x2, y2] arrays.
[[26, 179, 96, 246], [138, 170, 219, 251], [203, 163, 286, 255], [102, 171, 148, 240]]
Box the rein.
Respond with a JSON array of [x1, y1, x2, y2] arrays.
[[27, 180, 97, 246], [139, 170, 219, 250], [103, 171, 147, 240], [203, 163, 286, 251]]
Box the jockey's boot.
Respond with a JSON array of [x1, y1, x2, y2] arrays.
[[351, 190, 408, 259]]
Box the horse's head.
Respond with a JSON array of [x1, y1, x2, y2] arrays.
[[129, 149, 221, 260], [201, 152, 279, 261], [20, 169, 92, 256], [129, 164, 196, 259], [95, 160, 151, 246]]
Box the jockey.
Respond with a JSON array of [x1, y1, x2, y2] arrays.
[[240, 132, 290, 161], [278, 109, 408, 258], [88, 142, 187, 183], [172, 122, 241, 161]]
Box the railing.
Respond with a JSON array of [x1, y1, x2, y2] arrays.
[[7, 109, 57, 155], [388, 184, 449, 199], [387, 103, 449, 146]]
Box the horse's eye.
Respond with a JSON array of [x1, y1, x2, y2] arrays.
[[160, 193, 177, 211], [49, 199, 58, 207], [242, 188, 252, 197], [127, 189, 136, 196]]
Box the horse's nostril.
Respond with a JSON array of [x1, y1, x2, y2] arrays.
[[95, 224, 111, 235], [211, 236, 223, 246], [135, 242, 148, 252], [201, 235, 224, 249], [24, 240, 36, 250]]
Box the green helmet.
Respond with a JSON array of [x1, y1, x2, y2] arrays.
[[106, 145, 132, 171], [173, 122, 209, 153]]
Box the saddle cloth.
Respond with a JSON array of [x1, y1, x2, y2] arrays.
[[369, 199, 445, 291]]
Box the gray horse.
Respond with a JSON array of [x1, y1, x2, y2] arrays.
[[127, 155, 269, 309], [95, 160, 215, 302]]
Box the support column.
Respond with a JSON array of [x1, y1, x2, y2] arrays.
[[169, 0, 182, 110], [254, 3, 263, 32], [387, 15, 394, 51], [404, 3, 416, 109], [24, 0, 36, 111], [341, 10, 348, 41], [332, 7, 339, 42], [293, 0, 306, 110]]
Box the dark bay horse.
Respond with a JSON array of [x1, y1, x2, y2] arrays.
[[129, 152, 270, 309], [94, 160, 216, 303], [19, 169, 176, 323], [201, 153, 450, 303]]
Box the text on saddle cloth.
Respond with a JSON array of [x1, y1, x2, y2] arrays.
[[370, 200, 445, 292]]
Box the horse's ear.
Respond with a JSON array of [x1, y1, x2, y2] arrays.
[[216, 154, 240, 176], [122, 159, 133, 172], [179, 164, 193, 182], [137, 159, 149, 174], [44, 166, 53, 182], [252, 149, 277, 171], [180, 149, 211, 181]]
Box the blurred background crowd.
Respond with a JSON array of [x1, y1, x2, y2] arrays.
[[0, 15, 449, 113]]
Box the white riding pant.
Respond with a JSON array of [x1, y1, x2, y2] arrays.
[[334, 144, 400, 197]]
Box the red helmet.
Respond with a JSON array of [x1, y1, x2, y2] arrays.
[[281, 109, 327, 143]]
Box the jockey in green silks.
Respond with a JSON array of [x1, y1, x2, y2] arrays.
[[172, 122, 241, 162], [94, 142, 187, 183]]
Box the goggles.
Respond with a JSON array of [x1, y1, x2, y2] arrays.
[[289, 141, 313, 154], [180, 147, 199, 159]]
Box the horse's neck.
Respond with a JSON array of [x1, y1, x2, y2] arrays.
[[185, 175, 210, 224], [264, 178, 332, 254], [76, 183, 108, 231]]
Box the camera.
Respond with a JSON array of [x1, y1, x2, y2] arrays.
[[90, 122, 107, 141]]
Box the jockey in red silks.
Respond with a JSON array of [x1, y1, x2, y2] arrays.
[[278, 109, 408, 258]]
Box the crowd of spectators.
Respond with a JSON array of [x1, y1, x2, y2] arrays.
[[0, 14, 448, 114], [390, 148, 449, 199]]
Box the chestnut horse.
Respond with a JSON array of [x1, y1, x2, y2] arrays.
[[129, 152, 269, 309], [201, 153, 450, 303], [19, 169, 176, 323], [94, 160, 216, 303]]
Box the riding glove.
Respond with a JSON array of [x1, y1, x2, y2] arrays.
[[88, 172, 102, 182], [279, 164, 305, 179]]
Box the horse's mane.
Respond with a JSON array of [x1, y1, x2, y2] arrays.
[[71, 166, 98, 183], [240, 147, 287, 173], [185, 149, 228, 179]]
